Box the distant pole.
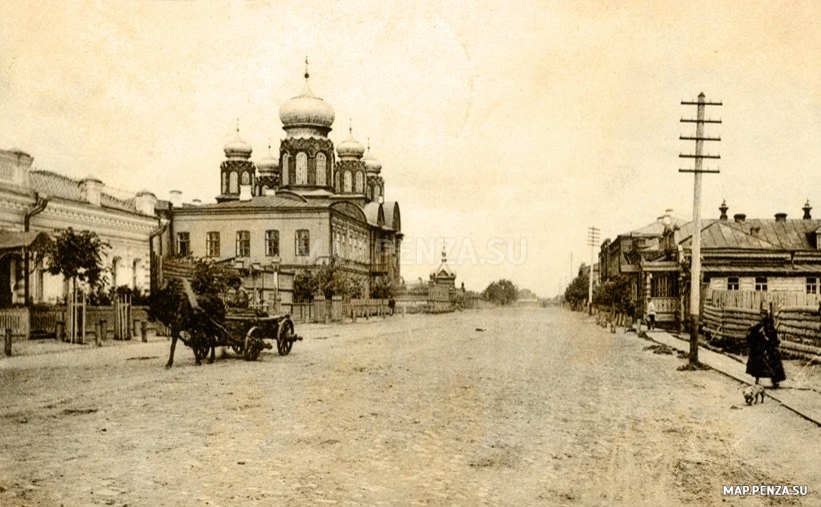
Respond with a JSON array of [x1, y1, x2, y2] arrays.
[[680, 92, 721, 365], [587, 227, 600, 315]]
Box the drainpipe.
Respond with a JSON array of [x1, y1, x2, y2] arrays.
[[149, 219, 169, 292], [24, 192, 49, 305]]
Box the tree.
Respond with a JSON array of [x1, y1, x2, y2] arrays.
[[293, 259, 365, 302], [370, 276, 396, 299], [483, 279, 518, 305], [593, 275, 635, 317], [564, 266, 590, 310], [46, 228, 111, 292]]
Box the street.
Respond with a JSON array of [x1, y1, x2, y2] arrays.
[[1, 307, 819, 506]]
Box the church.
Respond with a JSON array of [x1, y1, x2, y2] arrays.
[[168, 66, 403, 309]]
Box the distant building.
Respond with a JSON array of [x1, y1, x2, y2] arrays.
[[0, 148, 160, 307], [167, 67, 403, 309]]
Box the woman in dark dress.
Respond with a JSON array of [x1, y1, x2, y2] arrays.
[[746, 312, 786, 388]]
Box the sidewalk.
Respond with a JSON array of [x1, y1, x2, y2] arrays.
[[645, 329, 821, 426]]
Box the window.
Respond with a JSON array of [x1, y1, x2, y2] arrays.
[[229, 172, 238, 193], [241, 171, 250, 185], [296, 152, 308, 184], [222, 172, 227, 194], [265, 230, 279, 257], [236, 231, 250, 258], [316, 153, 327, 186], [808, 277, 818, 295], [355, 171, 364, 193], [296, 229, 310, 256], [755, 277, 768, 291], [177, 232, 190, 257], [727, 277, 739, 291], [206, 232, 220, 258], [282, 153, 290, 185], [343, 171, 352, 192]]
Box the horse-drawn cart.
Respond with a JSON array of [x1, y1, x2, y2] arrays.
[[165, 277, 302, 367]]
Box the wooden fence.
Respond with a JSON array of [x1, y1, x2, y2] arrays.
[[0, 308, 30, 341], [702, 298, 821, 360], [288, 299, 392, 323], [706, 289, 821, 310]]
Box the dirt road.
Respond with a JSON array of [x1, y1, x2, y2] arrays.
[[0, 308, 818, 506]]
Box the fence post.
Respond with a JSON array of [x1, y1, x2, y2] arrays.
[[4, 328, 11, 357], [100, 320, 107, 342], [95, 322, 102, 347], [141, 321, 147, 343]]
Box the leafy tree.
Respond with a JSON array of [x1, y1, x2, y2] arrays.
[[370, 276, 396, 299], [593, 275, 635, 316], [564, 266, 590, 310], [293, 259, 365, 302], [483, 279, 519, 305], [46, 228, 111, 292]]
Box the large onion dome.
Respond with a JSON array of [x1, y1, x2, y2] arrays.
[[279, 75, 335, 133]]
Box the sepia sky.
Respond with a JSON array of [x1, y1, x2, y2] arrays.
[[2, 1, 821, 297]]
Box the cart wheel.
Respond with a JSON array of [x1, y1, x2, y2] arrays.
[[190, 330, 211, 363], [243, 326, 263, 361], [277, 319, 295, 356]]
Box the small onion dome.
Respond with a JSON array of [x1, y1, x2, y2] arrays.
[[279, 80, 335, 131], [224, 130, 253, 160], [257, 147, 279, 174], [363, 146, 382, 174], [337, 127, 365, 159]]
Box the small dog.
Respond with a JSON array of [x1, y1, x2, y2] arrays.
[[743, 384, 766, 405]]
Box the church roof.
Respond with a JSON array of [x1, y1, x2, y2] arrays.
[[193, 194, 317, 210]]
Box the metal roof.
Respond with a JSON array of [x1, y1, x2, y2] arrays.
[[29, 170, 138, 213], [679, 218, 821, 251]]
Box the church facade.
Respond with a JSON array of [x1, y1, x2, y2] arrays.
[[169, 68, 403, 309]]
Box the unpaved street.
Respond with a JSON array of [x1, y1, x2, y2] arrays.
[[1, 308, 819, 506]]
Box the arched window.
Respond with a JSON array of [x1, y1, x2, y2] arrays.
[[374, 185, 381, 200], [296, 152, 308, 184], [343, 171, 352, 193], [335, 171, 341, 192], [241, 171, 250, 185], [315, 153, 327, 186], [222, 172, 227, 194], [282, 153, 290, 185], [354, 171, 364, 193], [229, 172, 238, 194], [367, 185, 373, 200]]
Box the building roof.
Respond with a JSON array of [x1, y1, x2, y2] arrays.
[[627, 216, 688, 236], [191, 194, 317, 210], [679, 218, 821, 251], [0, 230, 51, 250], [29, 170, 138, 213]]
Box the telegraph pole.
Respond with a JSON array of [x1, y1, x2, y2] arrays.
[[679, 93, 721, 365], [587, 227, 600, 315]]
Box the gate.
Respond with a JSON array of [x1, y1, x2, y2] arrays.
[[114, 293, 132, 340]]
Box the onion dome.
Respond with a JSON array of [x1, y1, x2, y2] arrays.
[[279, 64, 335, 133], [337, 124, 365, 159], [224, 126, 252, 160], [363, 140, 382, 173], [257, 144, 279, 175]]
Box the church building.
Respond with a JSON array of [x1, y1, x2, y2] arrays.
[[169, 66, 403, 309]]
